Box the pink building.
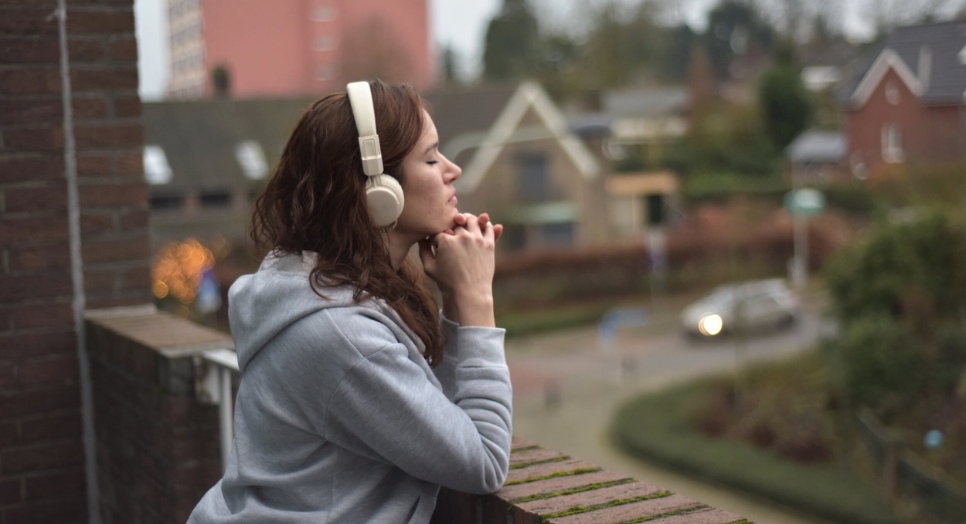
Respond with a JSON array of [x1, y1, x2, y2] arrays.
[[167, 0, 434, 99]]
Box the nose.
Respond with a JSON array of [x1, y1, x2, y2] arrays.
[[442, 153, 461, 182]]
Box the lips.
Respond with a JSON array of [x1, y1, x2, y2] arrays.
[[448, 192, 457, 205]]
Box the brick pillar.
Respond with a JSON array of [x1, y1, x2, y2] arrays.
[[0, 1, 151, 522]]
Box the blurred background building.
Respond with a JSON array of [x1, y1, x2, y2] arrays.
[[8, 0, 965, 521], [166, 0, 434, 98], [841, 19, 966, 180]]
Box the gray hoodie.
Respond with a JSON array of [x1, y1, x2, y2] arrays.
[[187, 251, 512, 524]]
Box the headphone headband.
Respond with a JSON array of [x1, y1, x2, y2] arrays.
[[346, 81, 383, 176]]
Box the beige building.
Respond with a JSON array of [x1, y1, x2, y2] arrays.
[[142, 82, 677, 254], [425, 82, 612, 251]]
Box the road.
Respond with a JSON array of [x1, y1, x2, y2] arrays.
[[506, 298, 839, 524]]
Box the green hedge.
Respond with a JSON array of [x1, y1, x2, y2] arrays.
[[496, 302, 614, 338], [611, 382, 901, 524]]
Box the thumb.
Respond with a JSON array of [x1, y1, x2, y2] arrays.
[[418, 238, 436, 275]]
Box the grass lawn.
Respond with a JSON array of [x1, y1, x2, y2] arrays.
[[611, 381, 902, 524]]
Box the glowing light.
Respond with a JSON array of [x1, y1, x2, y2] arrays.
[[151, 238, 216, 304], [152, 281, 169, 299], [698, 314, 723, 336]]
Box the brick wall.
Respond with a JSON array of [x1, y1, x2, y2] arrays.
[[0, 0, 151, 521], [85, 308, 747, 524], [431, 438, 747, 524], [847, 66, 965, 179], [85, 308, 229, 524]]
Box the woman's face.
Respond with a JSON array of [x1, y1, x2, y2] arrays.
[[396, 110, 462, 238]]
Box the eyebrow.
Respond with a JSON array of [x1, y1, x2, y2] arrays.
[[423, 142, 438, 155]]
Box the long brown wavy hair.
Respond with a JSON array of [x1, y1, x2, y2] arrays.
[[250, 80, 444, 366]]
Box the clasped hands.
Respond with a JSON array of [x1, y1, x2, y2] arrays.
[[417, 213, 503, 327]]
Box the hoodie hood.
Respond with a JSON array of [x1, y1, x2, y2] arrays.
[[227, 250, 421, 371]]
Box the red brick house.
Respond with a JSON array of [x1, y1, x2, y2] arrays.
[[843, 20, 966, 180]]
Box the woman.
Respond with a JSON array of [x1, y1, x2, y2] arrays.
[[187, 80, 512, 523]]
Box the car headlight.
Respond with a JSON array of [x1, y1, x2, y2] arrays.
[[698, 314, 723, 336]]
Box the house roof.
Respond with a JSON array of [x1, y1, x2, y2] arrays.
[[785, 129, 846, 163], [143, 97, 315, 191], [799, 40, 860, 69], [142, 82, 599, 196], [424, 82, 600, 193], [601, 87, 688, 118], [845, 20, 966, 107], [422, 87, 516, 152]]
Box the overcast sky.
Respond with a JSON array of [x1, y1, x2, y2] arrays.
[[135, 0, 886, 101]]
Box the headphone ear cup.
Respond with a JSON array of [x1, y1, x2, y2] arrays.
[[365, 174, 405, 228]]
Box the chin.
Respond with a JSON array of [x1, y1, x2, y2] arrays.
[[447, 210, 461, 227]]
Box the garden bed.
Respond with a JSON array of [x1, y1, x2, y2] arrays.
[[611, 368, 901, 524]]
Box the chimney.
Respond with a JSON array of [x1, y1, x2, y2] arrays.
[[212, 64, 231, 98], [918, 46, 932, 93]]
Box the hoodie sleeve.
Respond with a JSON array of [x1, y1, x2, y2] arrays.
[[431, 311, 461, 401], [322, 315, 513, 495]]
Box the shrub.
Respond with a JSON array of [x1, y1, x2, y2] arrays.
[[934, 327, 966, 394], [870, 163, 966, 209], [834, 315, 925, 414], [823, 184, 876, 216], [824, 211, 966, 324]]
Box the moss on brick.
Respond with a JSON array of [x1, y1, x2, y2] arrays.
[[511, 444, 543, 453], [503, 467, 602, 486], [538, 490, 674, 522], [509, 456, 570, 470], [615, 504, 711, 524], [508, 478, 635, 506]]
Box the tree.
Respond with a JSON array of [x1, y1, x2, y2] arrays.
[[440, 45, 459, 85], [758, 43, 812, 150], [823, 211, 966, 413], [865, 0, 963, 37], [482, 0, 541, 81], [661, 24, 696, 82], [688, 45, 715, 109], [702, 0, 776, 79], [571, 0, 667, 88]]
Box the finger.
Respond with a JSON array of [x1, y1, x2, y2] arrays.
[[463, 213, 481, 235], [478, 213, 490, 228], [493, 224, 504, 243], [417, 239, 436, 273], [482, 220, 495, 243], [429, 232, 451, 249], [443, 228, 455, 235]]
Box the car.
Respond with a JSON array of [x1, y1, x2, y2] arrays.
[[680, 279, 799, 339]]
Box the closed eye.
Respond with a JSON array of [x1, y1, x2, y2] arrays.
[[427, 161, 438, 165]]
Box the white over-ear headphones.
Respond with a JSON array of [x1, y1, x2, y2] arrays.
[[346, 81, 405, 229]]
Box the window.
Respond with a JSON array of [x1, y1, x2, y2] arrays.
[[518, 154, 548, 202], [312, 5, 337, 21], [143, 145, 173, 184], [850, 153, 867, 180], [199, 190, 233, 208], [235, 141, 268, 180], [315, 64, 335, 81], [541, 223, 574, 247], [882, 124, 904, 163], [314, 35, 337, 51], [150, 193, 184, 211], [885, 81, 900, 105]]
